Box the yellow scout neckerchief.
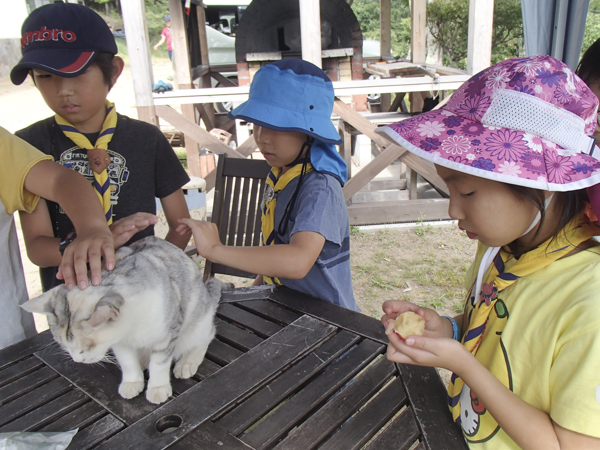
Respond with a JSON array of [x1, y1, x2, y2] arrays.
[[447, 214, 598, 422], [261, 159, 313, 285], [55, 100, 116, 225]]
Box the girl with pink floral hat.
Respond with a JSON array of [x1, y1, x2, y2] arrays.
[[378, 55, 600, 449]]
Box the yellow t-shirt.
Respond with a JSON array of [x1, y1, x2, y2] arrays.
[[460, 242, 600, 448], [0, 126, 53, 349], [0, 126, 53, 214]]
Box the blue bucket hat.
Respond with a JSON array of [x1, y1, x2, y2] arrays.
[[10, 1, 117, 85], [230, 59, 347, 184], [229, 59, 342, 145]]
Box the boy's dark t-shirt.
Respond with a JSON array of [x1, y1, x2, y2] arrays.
[[16, 114, 190, 290]]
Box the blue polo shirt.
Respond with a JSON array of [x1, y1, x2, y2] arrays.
[[273, 170, 359, 311]]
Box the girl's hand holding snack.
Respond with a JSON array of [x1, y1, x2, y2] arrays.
[[381, 300, 468, 373]]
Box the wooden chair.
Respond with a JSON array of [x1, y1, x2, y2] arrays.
[[202, 153, 271, 281]]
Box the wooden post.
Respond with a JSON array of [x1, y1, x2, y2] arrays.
[[380, 0, 392, 59], [300, 0, 322, 68], [168, 0, 202, 177], [120, 0, 157, 125], [379, 0, 392, 111], [467, 0, 494, 75], [410, 0, 426, 112]]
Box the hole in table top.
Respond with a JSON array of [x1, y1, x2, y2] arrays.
[[156, 414, 183, 433]]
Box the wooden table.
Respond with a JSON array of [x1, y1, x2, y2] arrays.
[[0, 286, 467, 449]]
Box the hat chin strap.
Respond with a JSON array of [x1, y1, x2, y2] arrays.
[[473, 193, 554, 305], [284, 138, 313, 168]]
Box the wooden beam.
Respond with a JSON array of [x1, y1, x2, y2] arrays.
[[410, 0, 427, 112], [300, 0, 322, 67], [155, 105, 245, 159], [333, 100, 448, 199], [347, 198, 450, 225], [120, 0, 157, 125], [467, 0, 494, 75], [380, 0, 392, 59], [167, 0, 202, 176]]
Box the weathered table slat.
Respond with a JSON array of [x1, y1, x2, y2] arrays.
[[397, 363, 466, 450], [0, 389, 88, 432], [0, 377, 71, 427], [215, 317, 264, 350], [218, 303, 283, 337], [240, 339, 385, 449], [41, 401, 109, 432], [318, 377, 406, 450], [0, 332, 54, 370], [169, 420, 253, 450], [0, 357, 44, 388], [364, 408, 421, 450], [35, 344, 158, 425], [272, 356, 398, 450], [206, 338, 245, 365], [95, 316, 336, 449], [0, 366, 58, 406], [233, 299, 302, 325], [65, 414, 125, 449], [217, 330, 361, 435]]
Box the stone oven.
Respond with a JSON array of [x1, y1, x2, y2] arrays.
[[234, 0, 368, 110]]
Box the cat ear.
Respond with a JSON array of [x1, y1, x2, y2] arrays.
[[21, 286, 67, 315], [88, 294, 124, 327]]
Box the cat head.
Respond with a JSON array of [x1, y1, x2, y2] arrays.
[[22, 285, 124, 364]]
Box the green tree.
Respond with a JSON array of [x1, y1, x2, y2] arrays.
[[351, 0, 412, 58], [427, 0, 523, 69], [582, 1, 600, 57]]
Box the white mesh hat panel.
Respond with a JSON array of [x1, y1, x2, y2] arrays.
[[482, 89, 595, 156]]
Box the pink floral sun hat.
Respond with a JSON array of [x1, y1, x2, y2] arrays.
[[376, 55, 600, 193]]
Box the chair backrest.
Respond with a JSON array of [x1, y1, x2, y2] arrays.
[[203, 153, 271, 281]]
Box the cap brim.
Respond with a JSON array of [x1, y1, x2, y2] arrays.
[[376, 109, 600, 192], [10, 49, 97, 85], [229, 98, 342, 145]]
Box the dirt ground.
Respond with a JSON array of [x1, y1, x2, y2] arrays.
[[2, 60, 478, 347]]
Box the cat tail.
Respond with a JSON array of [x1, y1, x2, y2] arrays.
[[204, 278, 235, 305]]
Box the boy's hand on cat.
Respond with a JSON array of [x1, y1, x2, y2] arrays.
[[177, 218, 222, 257], [56, 225, 115, 290], [110, 213, 158, 248], [381, 300, 449, 339]]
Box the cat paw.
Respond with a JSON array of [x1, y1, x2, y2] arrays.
[[146, 384, 172, 404], [173, 361, 200, 379], [119, 381, 144, 399]]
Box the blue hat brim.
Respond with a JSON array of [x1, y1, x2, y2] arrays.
[[229, 98, 342, 145]]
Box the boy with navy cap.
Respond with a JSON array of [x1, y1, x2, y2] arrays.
[[178, 59, 359, 311], [12, 1, 191, 292]]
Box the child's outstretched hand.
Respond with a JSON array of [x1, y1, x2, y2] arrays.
[[176, 218, 222, 257], [381, 300, 467, 373], [110, 212, 158, 248]]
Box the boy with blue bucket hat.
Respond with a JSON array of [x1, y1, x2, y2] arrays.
[[179, 59, 359, 311]]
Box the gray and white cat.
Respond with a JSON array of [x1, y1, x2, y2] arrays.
[[22, 236, 231, 404]]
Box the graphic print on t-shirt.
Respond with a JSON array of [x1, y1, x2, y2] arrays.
[[461, 297, 512, 444], [58, 145, 130, 207]]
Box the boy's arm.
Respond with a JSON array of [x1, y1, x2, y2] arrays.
[[22, 160, 114, 289], [154, 35, 166, 50], [160, 190, 191, 250], [178, 218, 324, 279]]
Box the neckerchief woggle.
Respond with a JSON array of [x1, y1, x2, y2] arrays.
[[55, 100, 116, 225], [447, 214, 598, 423], [261, 159, 313, 285]]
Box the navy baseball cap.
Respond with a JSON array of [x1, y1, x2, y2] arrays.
[[10, 1, 118, 85]]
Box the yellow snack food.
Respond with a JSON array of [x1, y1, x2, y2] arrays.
[[394, 311, 425, 339]]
